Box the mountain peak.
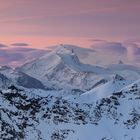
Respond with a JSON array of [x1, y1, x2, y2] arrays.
[[118, 60, 124, 64], [39, 44, 81, 68], [55, 44, 75, 54], [55, 45, 81, 66]]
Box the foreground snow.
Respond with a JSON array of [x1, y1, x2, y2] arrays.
[[1, 80, 140, 140]]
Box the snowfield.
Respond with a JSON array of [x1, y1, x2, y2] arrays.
[[1, 80, 140, 140]]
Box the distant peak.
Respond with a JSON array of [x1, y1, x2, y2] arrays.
[[56, 45, 73, 54], [118, 60, 123, 64], [0, 65, 12, 70], [54, 45, 81, 66], [51, 44, 76, 56]]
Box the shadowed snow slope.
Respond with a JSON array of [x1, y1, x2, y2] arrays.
[[0, 66, 45, 89]]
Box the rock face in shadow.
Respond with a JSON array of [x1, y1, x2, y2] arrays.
[[16, 71, 45, 89], [0, 73, 11, 87]]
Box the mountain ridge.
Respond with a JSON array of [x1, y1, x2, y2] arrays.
[[19, 45, 112, 90], [1, 79, 140, 139]]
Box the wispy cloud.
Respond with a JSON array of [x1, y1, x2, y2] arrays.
[[11, 43, 29, 47], [124, 42, 140, 62], [0, 46, 48, 67], [0, 43, 8, 48], [90, 40, 140, 64], [91, 41, 127, 54]]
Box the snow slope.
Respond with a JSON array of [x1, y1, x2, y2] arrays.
[[1, 79, 140, 140], [0, 66, 45, 89], [68, 74, 128, 103]]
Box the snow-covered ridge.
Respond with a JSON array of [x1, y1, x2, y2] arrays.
[[20, 45, 109, 73], [1, 79, 140, 139], [18, 45, 140, 91], [0, 44, 140, 91]]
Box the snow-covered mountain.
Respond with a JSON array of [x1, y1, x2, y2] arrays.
[[18, 45, 140, 92], [19, 45, 112, 91], [1, 44, 140, 140], [1, 44, 139, 91], [1, 79, 140, 140]]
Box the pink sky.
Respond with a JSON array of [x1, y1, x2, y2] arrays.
[[0, 0, 140, 48], [0, 0, 140, 66]]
